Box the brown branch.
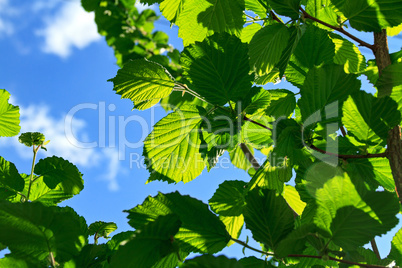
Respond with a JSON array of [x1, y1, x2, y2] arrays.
[[231, 238, 387, 268], [239, 143, 261, 171], [270, 11, 282, 24], [299, 7, 375, 51], [243, 115, 273, 131], [309, 144, 387, 159], [340, 126, 347, 137], [371, 239, 381, 260]]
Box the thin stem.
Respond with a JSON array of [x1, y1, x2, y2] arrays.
[[239, 143, 261, 171], [231, 238, 387, 268], [309, 144, 388, 159], [340, 126, 347, 137], [26, 145, 39, 201], [243, 115, 273, 131], [172, 86, 213, 106], [270, 11, 282, 24], [230, 237, 274, 256], [371, 238, 381, 260], [299, 7, 375, 51], [49, 251, 56, 268]]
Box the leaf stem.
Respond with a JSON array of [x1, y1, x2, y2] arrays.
[[239, 143, 261, 171], [299, 7, 375, 51], [230, 237, 274, 256], [243, 115, 273, 131], [173, 83, 214, 106], [371, 238, 381, 260], [26, 145, 40, 201], [309, 144, 388, 159]]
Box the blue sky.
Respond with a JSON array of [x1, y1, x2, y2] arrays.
[[0, 0, 401, 260]]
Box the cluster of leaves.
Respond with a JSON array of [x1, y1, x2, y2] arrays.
[[2, 0, 402, 267]]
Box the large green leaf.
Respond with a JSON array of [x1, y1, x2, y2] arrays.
[[0, 202, 87, 263], [143, 106, 205, 183], [110, 214, 181, 268], [109, 59, 175, 109], [331, 0, 402, 32], [342, 91, 401, 145], [307, 164, 400, 250], [298, 64, 360, 123], [245, 0, 268, 18], [376, 63, 402, 114], [176, 0, 245, 45], [275, 223, 317, 258], [246, 160, 292, 194], [209, 180, 246, 216], [292, 25, 334, 69], [269, 0, 301, 19], [160, 0, 185, 23], [249, 24, 291, 76], [240, 23, 262, 44], [125, 191, 230, 254], [305, 0, 341, 30], [34, 156, 84, 195], [0, 156, 24, 193], [265, 89, 296, 118], [181, 33, 252, 105], [26, 176, 75, 205], [181, 255, 244, 268], [329, 33, 366, 74], [244, 188, 295, 250], [219, 215, 244, 246], [241, 87, 271, 115], [347, 157, 395, 192], [239, 256, 272, 267], [388, 227, 402, 266], [0, 89, 20, 137]]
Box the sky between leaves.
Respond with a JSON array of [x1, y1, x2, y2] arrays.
[[0, 0, 401, 258]]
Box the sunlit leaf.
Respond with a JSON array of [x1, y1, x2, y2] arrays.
[[0, 89, 20, 137]]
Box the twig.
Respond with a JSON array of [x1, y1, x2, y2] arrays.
[[309, 144, 387, 159], [231, 238, 388, 268], [299, 7, 375, 51], [270, 11, 282, 24], [340, 126, 347, 136], [371, 239, 381, 260], [243, 115, 273, 131], [239, 143, 261, 171]]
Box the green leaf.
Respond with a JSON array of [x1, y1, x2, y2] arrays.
[[275, 223, 317, 258], [249, 24, 291, 76], [209, 180, 246, 216], [342, 91, 401, 145], [241, 114, 273, 149], [282, 185, 306, 215], [276, 26, 304, 78], [160, 0, 185, 23], [229, 145, 254, 171], [293, 25, 334, 69], [81, 0, 100, 12], [27, 176, 75, 205], [18, 132, 46, 147], [88, 221, 117, 240], [329, 33, 366, 74], [176, 0, 245, 45], [219, 215, 244, 246], [265, 89, 296, 118], [305, 0, 341, 30], [126, 191, 230, 254], [160, 91, 208, 112], [0, 89, 20, 137], [347, 157, 395, 192], [143, 106, 205, 183], [272, 119, 304, 163], [244, 188, 295, 250], [0, 202, 87, 263], [388, 227, 402, 266], [0, 156, 24, 192], [298, 64, 361, 123], [269, 0, 301, 19], [239, 256, 272, 267], [240, 23, 262, 44], [307, 164, 400, 250], [245, 0, 268, 18], [63, 244, 108, 268], [241, 87, 271, 115], [34, 156, 84, 195], [0, 256, 41, 268], [110, 214, 181, 268], [376, 63, 402, 114], [109, 59, 175, 109], [181, 255, 244, 268], [331, 0, 402, 32], [247, 160, 292, 194], [181, 33, 252, 105]]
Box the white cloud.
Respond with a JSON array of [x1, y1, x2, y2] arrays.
[[36, 0, 101, 58], [0, 0, 16, 37], [0, 104, 122, 191]]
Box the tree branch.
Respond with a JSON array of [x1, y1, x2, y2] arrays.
[[371, 239, 381, 260], [231, 238, 387, 268], [299, 7, 375, 51], [239, 143, 261, 171], [309, 144, 387, 159]]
